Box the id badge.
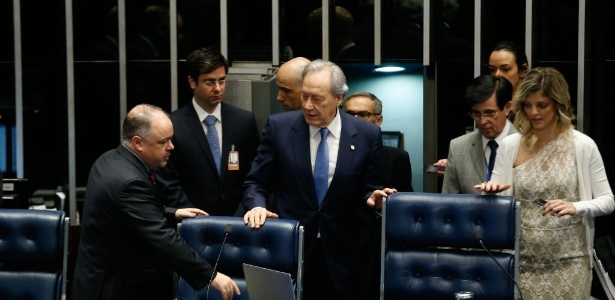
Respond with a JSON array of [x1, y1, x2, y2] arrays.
[[228, 144, 239, 171]]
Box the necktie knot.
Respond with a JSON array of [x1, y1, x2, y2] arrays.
[[204, 115, 217, 126], [488, 139, 498, 151], [320, 127, 330, 140]]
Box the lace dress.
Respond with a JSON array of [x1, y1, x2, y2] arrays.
[[513, 135, 590, 300]]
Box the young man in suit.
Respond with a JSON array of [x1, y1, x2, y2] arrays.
[[73, 104, 239, 300], [242, 59, 396, 300], [342, 91, 413, 300], [157, 47, 261, 216], [439, 75, 515, 194]]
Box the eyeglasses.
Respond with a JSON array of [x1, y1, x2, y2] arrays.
[[345, 110, 380, 119], [468, 110, 499, 120], [203, 79, 226, 87]]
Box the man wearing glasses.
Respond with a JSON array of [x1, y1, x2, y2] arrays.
[[343, 92, 413, 192], [157, 47, 261, 216], [342, 91, 413, 300], [440, 75, 515, 194]]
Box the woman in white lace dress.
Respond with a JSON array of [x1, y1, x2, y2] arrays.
[[475, 67, 615, 299]]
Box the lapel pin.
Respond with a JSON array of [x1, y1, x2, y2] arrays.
[[351, 145, 355, 150]]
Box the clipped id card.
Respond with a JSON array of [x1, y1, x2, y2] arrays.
[[228, 144, 239, 170]]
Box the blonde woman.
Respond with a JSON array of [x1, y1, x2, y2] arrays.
[[475, 67, 614, 299]]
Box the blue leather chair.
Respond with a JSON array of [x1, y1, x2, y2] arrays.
[[177, 216, 304, 300], [380, 192, 520, 300], [0, 208, 69, 300]]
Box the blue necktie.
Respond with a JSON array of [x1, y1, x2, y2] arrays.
[[487, 140, 498, 181], [204, 115, 222, 174], [314, 128, 329, 206]]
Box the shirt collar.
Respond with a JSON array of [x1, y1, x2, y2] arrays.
[[193, 98, 222, 122], [309, 108, 342, 139], [482, 119, 511, 149]]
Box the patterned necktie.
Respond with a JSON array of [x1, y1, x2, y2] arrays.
[[487, 140, 498, 181], [204, 115, 222, 174], [314, 128, 330, 206]]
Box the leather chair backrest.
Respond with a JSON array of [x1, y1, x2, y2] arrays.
[[381, 192, 520, 300], [177, 216, 304, 300], [0, 208, 69, 300]]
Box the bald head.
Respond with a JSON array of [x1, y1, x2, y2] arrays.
[[122, 104, 174, 170], [276, 57, 310, 111]]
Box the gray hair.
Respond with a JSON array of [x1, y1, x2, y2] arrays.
[[302, 59, 349, 97], [344, 91, 383, 114]]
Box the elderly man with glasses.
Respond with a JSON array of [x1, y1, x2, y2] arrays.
[[438, 75, 516, 194]]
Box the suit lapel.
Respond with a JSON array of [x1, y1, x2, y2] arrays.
[[290, 116, 319, 206], [219, 103, 234, 181], [185, 105, 220, 178], [470, 132, 487, 182], [330, 113, 357, 190]]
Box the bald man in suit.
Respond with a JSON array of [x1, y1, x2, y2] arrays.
[[73, 104, 239, 300]]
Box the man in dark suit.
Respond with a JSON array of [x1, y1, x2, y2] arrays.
[[243, 60, 396, 300], [343, 91, 413, 192], [157, 47, 261, 216], [72, 104, 239, 300], [342, 91, 413, 300]]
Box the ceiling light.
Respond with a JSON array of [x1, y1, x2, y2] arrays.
[[374, 66, 406, 73]]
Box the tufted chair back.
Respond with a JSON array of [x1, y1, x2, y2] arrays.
[[177, 216, 304, 300], [380, 192, 520, 300], [0, 208, 69, 300]]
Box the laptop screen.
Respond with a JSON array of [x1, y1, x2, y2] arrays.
[[242, 263, 297, 300]]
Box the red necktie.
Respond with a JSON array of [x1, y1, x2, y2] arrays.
[[149, 170, 156, 185]]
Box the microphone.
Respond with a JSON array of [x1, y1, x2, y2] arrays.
[[474, 231, 524, 300], [206, 224, 233, 300]]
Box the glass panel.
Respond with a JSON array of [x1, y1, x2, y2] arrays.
[[382, 0, 424, 59], [0, 0, 13, 62], [433, 0, 475, 192], [280, 1, 320, 60], [228, 0, 272, 62], [587, 1, 615, 238], [74, 2, 119, 61], [73, 1, 120, 186], [280, 1, 374, 63], [0, 1, 14, 177], [126, 2, 172, 111], [532, 0, 579, 62], [179, 0, 220, 54], [22, 0, 68, 189], [74, 61, 120, 186], [481, 0, 525, 67], [381, 0, 474, 61]]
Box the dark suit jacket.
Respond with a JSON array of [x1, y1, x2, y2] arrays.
[[243, 110, 384, 297], [383, 146, 414, 192], [354, 145, 414, 300], [158, 102, 261, 216], [72, 145, 214, 300]]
